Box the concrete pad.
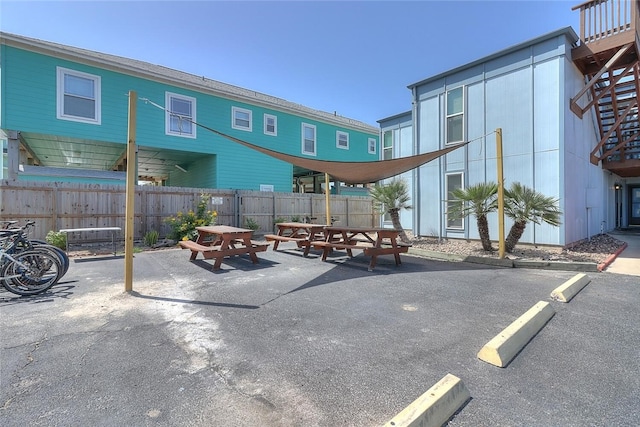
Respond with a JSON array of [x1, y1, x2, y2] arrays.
[[477, 301, 555, 368], [550, 273, 591, 302], [384, 374, 470, 427]]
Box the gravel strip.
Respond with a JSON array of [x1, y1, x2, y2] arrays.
[[410, 233, 626, 264]]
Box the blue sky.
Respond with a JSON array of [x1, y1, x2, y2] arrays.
[[1, 1, 579, 126]]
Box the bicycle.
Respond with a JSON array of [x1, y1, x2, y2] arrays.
[[1, 220, 70, 276], [1, 229, 63, 296]]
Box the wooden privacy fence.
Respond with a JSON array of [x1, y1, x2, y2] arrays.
[[0, 181, 378, 242]]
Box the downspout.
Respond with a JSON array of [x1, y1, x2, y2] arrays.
[[412, 86, 420, 237], [436, 91, 443, 242]]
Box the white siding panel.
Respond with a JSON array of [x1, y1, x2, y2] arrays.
[[467, 82, 486, 163], [534, 60, 561, 153], [418, 162, 441, 236], [419, 96, 440, 152], [399, 125, 414, 230], [486, 68, 533, 158], [485, 47, 532, 79]]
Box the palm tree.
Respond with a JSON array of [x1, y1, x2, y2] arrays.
[[449, 182, 498, 251], [369, 178, 412, 243], [503, 182, 562, 253]]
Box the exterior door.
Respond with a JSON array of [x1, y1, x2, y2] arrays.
[[630, 185, 640, 226]]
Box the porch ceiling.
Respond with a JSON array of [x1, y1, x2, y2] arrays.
[[18, 132, 205, 180]]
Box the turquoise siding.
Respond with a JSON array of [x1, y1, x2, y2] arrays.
[[1, 44, 378, 192]]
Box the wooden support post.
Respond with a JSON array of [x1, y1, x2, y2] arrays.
[[124, 91, 137, 292], [496, 128, 505, 259], [325, 172, 331, 225]]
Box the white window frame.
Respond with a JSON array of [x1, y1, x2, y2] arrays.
[[264, 114, 277, 136], [165, 92, 196, 138], [445, 172, 464, 230], [382, 130, 393, 160], [301, 123, 317, 156], [232, 106, 252, 131], [446, 86, 464, 145], [368, 137, 377, 155], [336, 131, 349, 150], [56, 67, 101, 124]]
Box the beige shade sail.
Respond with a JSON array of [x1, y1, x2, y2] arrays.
[[142, 98, 469, 184], [196, 121, 468, 184]]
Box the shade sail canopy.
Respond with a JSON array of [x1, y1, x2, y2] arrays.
[[198, 122, 468, 184], [142, 99, 468, 184]]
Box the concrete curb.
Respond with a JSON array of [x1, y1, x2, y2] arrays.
[[597, 242, 628, 271], [550, 273, 591, 302], [408, 248, 599, 272], [477, 301, 555, 368], [383, 373, 470, 427]]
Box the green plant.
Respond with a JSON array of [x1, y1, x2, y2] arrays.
[[448, 182, 498, 251], [369, 178, 413, 243], [245, 217, 260, 231], [290, 215, 301, 223], [503, 182, 562, 252], [143, 230, 159, 247], [274, 217, 288, 224], [46, 230, 67, 250], [165, 194, 218, 241]]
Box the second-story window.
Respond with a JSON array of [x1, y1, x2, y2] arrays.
[[336, 131, 349, 150], [264, 114, 277, 136], [232, 107, 252, 131], [383, 130, 393, 160], [302, 123, 316, 156], [368, 137, 377, 155], [446, 87, 464, 144], [56, 67, 101, 124], [166, 92, 196, 138]]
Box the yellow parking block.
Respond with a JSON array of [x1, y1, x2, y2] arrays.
[[550, 273, 591, 302], [384, 373, 470, 427], [477, 301, 555, 368]]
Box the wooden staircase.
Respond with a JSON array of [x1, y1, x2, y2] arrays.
[[571, 0, 640, 177]]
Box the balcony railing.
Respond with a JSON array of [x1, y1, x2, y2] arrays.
[[573, 0, 639, 45]]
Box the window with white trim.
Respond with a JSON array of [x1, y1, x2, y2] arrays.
[[56, 67, 101, 124], [336, 131, 349, 149], [166, 92, 196, 138], [382, 130, 393, 160], [301, 123, 316, 156], [368, 137, 377, 155], [446, 173, 464, 229], [232, 107, 252, 131], [264, 114, 277, 136], [446, 87, 464, 144]]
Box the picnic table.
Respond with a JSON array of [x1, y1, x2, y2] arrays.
[[264, 222, 326, 256], [311, 226, 410, 271], [178, 225, 268, 270]]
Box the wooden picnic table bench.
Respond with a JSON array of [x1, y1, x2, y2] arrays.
[[178, 225, 268, 270], [311, 226, 411, 271], [264, 222, 326, 257]]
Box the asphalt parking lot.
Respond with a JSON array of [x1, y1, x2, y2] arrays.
[[2, 246, 639, 426]]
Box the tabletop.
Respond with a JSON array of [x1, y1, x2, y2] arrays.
[[276, 222, 325, 229], [196, 225, 253, 234], [323, 226, 397, 234]]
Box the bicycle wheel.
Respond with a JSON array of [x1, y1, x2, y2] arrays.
[[1, 250, 62, 295], [31, 243, 70, 277]]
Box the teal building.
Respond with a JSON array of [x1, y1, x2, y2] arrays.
[[0, 32, 379, 192]]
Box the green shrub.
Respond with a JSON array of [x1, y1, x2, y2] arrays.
[[46, 230, 67, 250], [290, 215, 301, 223], [274, 217, 288, 224], [244, 217, 260, 231], [143, 230, 159, 247], [165, 194, 218, 241]]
